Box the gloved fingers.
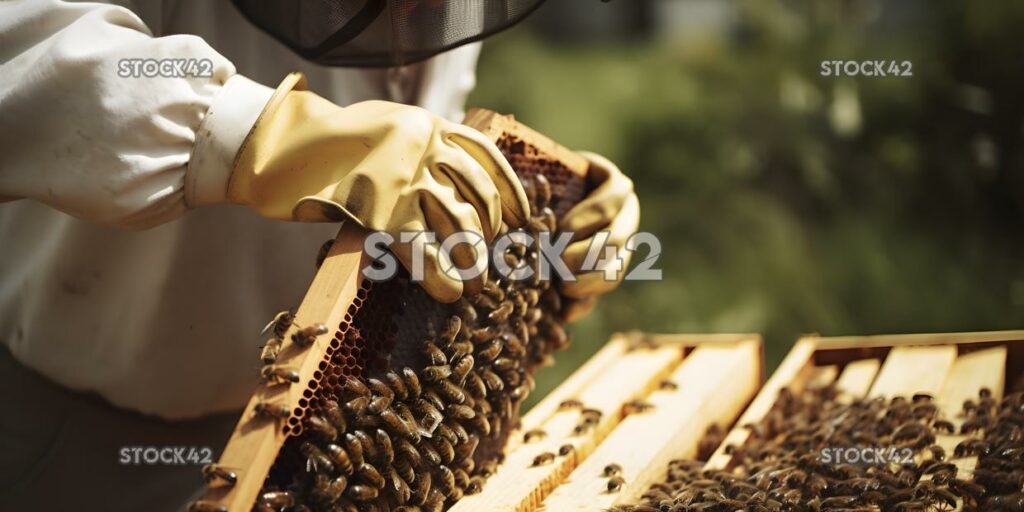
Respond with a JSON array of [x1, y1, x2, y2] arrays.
[[413, 176, 490, 297], [559, 193, 640, 299], [430, 146, 503, 242], [558, 150, 634, 242], [389, 229, 464, 304], [445, 126, 531, 228]]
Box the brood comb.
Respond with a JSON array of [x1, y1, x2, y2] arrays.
[[191, 109, 591, 512]]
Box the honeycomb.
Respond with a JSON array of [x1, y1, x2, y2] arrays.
[[248, 132, 589, 511]]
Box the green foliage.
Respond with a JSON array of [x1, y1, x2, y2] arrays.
[[469, 1, 1024, 409]]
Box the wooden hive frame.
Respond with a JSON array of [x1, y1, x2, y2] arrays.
[[704, 329, 1024, 510], [197, 109, 589, 511], [449, 332, 764, 512]]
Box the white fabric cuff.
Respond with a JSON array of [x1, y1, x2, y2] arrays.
[[185, 74, 274, 208]]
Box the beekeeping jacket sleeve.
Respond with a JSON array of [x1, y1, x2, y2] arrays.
[[0, 0, 274, 229]]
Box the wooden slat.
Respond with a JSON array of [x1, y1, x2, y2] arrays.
[[449, 343, 685, 512], [513, 334, 631, 446], [939, 346, 1007, 419], [925, 347, 1009, 498], [542, 340, 761, 510], [834, 359, 881, 401], [810, 331, 1024, 350], [868, 345, 957, 398], [804, 365, 839, 390], [202, 223, 367, 510], [706, 339, 818, 470]]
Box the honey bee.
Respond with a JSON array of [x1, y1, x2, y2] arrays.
[[623, 400, 655, 415], [402, 367, 422, 399], [343, 433, 366, 467], [476, 339, 502, 362], [300, 441, 335, 474], [606, 476, 625, 493], [315, 238, 335, 268], [434, 437, 455, 464], [345, 484, 379, 501], [464, 371, 487, 399], [420, 442, 442, 465], [352, 429, 378, 460], [558, 399, 584, 411], [532, 452, 555, 466], [422, 365, 452, 382], [558, 444, 575, 456], [446, 404, 476, 420], [435, 465, 457, 497], [470, 325, 498, 344], [448, 340, 474, 359], [523, 429, 548, 443], [465, 476, 486, 495], [259, 338, 283, 365], [434, 379, 467, 404], [454, 297, 478, 325], [325, 443, 354, 475], [381, 409, 417, 440], [471, 292, 498, 310], [344, 396, 369, 414], [259, 365, 299, 386], [394, 457, 416, 485], [305, 414, 338, 441], [322, 399, 347, 432], [187, 501, 227, 512], [412, 471, 432, 505], [603, 463, 623, 477], [201, 464, 237, 487], [385, 370, 408, 400], [505, 384, 527, 404], [493, 357, 517, 373], [259, 491, 295, 509], [342, 376, 370, 396], [356, 462, 386, 489], [440, 315, 462, 344], [487, 301, 514, 323], [396, 438, 422, 466], [367, 395, 393, 415], [291, 323, 328, 347], [390, 466, 412, 503], [374, 428, 394, 465], [260, 309, 294, 339], [254, 402, 290, 420], [423, 343, 448, 366]]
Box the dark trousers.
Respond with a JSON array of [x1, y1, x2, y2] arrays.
[[0, 346, 239, 511]]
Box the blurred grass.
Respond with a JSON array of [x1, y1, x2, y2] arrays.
[[468, 1, 1024, 410]]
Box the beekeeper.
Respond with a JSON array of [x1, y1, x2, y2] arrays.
[[0, 1, 639, 509]]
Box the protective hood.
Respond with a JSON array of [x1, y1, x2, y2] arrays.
[[233, 0, 546, 68]]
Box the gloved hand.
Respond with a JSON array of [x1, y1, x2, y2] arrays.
[[558, 151, 640, 311], [227, 73, 530, 303]]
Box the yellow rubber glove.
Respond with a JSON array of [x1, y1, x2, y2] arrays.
[[558, 151, 640, 303], [228, 73, 530, 303]]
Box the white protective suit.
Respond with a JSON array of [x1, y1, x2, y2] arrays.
[[0, 0, 481, 419], [0, 1, 480, 509]]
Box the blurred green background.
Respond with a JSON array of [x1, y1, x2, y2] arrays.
[[467, 0, 1024, 410]]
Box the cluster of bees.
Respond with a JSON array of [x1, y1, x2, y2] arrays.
[[193, 172, 576, 512], [610, 386, 1024, 512]]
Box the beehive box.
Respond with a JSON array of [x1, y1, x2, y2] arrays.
[[706, 330, 1024, 472], [606, 330, 1024, 512], [192, 110, 594, 511], [448, 332, 763, 512]]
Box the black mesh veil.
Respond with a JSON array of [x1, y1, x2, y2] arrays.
[[232, 0, 546, 68]]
